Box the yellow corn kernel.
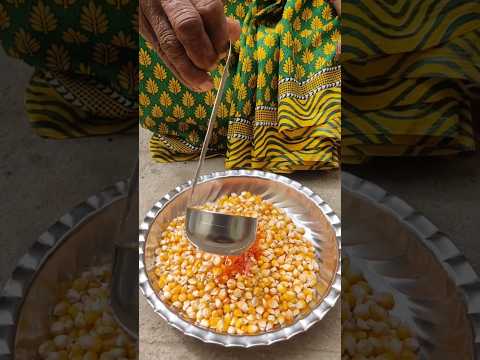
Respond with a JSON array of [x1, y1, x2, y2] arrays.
[[209, 317, 220, 327], [224, 314, 232, 327], [226, 279, 236, 289], [72, 278, 88, 291], [156, 278, 165, 289], [211, 267, 222, 277], [222, 303, 231, 313], [283, 291, 296, 301], [205, 282, 215, 292], [269, 298, 279, 309], [247, 324, 258, 334], [85, 311, 100, 326], [297, 300, 306, 310], [235, 318, 243, 329]]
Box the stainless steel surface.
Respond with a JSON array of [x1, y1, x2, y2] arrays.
[[111, 160, 139, 339], [185, 208, 258, 255], [342, 172, 480, 360], [139, 170, 341, 347], [0, 182, 128, 359], [186, 45, 258, 256]]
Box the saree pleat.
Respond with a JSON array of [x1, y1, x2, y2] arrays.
[[0, 0, 138, 138], [139, 0, 341, 173]]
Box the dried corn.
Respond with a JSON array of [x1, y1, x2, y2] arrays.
[[341, 257, 419, 359], [37, 265, 137, 359], [152, 192, 321, 335]]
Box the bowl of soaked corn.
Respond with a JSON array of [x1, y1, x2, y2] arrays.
[[139, 170, 341, 347], [0, 182, 138, 360], [342, 172, 480, 359]]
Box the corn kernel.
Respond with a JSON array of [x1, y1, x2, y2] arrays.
[[247, 324, 258, 334], [151, 192, 323, 336], [341, 257, 419, 359], [38, 265, 136, 360]]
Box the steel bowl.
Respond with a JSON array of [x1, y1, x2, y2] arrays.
[[342, 172, 480, 360], [139, 170, 341, 347], [0, 182, 128, 360]]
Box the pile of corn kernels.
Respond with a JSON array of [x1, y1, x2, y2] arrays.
[[37, 265, 137, 360], [342, 257, 419, 359], [151, 191, 323, 335]]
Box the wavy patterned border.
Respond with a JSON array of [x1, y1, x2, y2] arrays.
[[138, 169, 341, 347], [342, 171, 480, 358], [279, 66, 342, 101], [0, 182, 128, 359]]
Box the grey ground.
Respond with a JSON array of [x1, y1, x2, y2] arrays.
[[0, 50, 137, 289], [346, 154, 480, 274]]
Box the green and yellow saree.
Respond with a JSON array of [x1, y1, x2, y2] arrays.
[[0, 0, 138, 138], [139, 0, 341, 173]]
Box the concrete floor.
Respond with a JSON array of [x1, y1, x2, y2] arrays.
[[345, 153, 480, 274], [139, 127, 341, 360], [0, 50, 137, 289]]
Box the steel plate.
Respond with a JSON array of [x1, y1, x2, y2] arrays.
[[0, 182, 128, 360], [139, 170, 341, 347], [342, 171, 480, 360]]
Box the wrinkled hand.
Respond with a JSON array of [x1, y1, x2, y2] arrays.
[[330, 0, 341, 14], [140, 0, 241, 92]]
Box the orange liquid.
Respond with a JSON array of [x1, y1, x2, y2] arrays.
[[217, 229, 264, 282]]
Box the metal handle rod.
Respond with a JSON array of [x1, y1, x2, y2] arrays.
[[115, 157, 138, 246], [123, 158, 139, 220], [189, 43, 233, 205]]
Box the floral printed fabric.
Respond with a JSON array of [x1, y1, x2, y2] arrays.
[[0, 0, 138, 100], [139, 0, 341, 173], [0, 0, 139, 138]]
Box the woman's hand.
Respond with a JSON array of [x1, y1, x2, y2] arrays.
[[140, 0, 241, 92], [330, 0, 341, 14]]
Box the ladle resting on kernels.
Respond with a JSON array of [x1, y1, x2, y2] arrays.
[[151, 191, 325, 335]]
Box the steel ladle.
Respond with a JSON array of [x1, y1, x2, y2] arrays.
[[185, 43, 257, 256]]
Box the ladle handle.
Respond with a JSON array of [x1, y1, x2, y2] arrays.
[[115, 158, 139, 246], [189, 43, 234, 205]]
